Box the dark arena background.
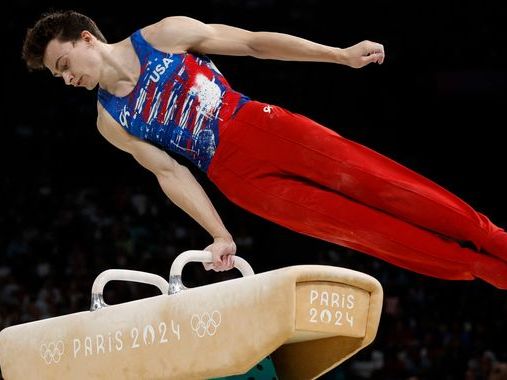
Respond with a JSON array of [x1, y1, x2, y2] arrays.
[[2, 1, 506, 379]]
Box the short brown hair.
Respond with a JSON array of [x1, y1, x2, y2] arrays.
[[22, 10, 107, 70]]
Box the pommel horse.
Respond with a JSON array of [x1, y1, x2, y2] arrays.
[[0, 250, 383, 379]]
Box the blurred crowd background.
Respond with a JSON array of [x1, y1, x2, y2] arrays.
[[2, 1, 506, 379]]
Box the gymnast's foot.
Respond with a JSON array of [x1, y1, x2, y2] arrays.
[[472, 250, 507, 290], [482, 227, 507, 263]]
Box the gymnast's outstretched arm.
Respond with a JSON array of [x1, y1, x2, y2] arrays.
[[96, 104, 236, 271], [141, 16, 385, 68]]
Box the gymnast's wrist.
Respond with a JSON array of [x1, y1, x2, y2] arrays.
[[332, 47, 347, 65], [212, 233, 233, 243]]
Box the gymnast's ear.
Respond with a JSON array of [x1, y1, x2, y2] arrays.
[[80, 30, 95, 44]]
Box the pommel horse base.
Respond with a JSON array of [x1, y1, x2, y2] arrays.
[[0, 250, 383, 379]]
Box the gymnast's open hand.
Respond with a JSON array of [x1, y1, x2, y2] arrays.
[[342, 40, 385, 68], [203, 236, 237, 272]]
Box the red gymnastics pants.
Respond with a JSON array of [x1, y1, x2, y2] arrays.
[[207, 100, 507, 289]]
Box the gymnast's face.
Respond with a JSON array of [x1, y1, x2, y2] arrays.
[[43, 31, 102, 90]]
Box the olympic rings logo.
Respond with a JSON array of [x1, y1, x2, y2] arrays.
[[191, 311, 221, 338], [40, 341, 65, 365]]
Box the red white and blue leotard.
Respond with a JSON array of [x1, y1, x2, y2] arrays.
[[98, 29, 249, 172]]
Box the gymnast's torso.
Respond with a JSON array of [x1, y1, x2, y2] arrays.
[[97, 29, 249, 172]]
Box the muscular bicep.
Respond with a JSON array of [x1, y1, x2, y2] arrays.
[[146, 16, 256, 56], [128, 139, 177, 176], [193, 24, 256, 56]]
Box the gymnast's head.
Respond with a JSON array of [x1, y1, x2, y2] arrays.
[[22, 10, 107, 90]]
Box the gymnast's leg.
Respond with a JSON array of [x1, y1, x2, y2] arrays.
[[208, 158, 507, 289], [215, 101, 507, 262]]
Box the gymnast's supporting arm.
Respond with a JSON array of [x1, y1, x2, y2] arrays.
[[143, 16, 385, 68], [96, 105, 236, 271]]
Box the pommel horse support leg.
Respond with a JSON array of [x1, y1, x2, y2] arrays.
[[0, 251, 383, 380]]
